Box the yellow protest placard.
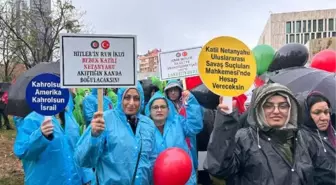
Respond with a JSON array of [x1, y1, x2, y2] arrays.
[[198, 36, 256, 97]]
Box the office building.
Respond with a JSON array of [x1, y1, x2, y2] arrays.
[[258, 9, 336, 50], [138, 49, 161, 73]]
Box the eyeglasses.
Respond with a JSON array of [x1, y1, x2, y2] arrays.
[[263, 102, 290, 113], [311, 109, 331, 116], [151, 105, 167, 111], [124, 95, 140, 101]]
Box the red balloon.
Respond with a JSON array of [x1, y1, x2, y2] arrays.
[[153, 147, 192, 185], [310, 50, 336, 72]]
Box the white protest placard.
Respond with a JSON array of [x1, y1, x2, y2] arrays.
[[158, 47, 201, 80], [60, 34, 137, 88]]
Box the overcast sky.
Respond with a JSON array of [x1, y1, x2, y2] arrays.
[[71, 0, 335, 54]]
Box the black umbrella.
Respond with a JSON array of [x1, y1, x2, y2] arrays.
[[268, 67, 336, 113], [0, 83, 11, 92], [5, 61, 60, 117]]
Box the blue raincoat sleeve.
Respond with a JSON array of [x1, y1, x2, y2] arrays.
[[179, 93, 203, 137], [74, 125, 106, 168], [82, 96, 97, 125], [65, 110, 94, 184], [13, 114, 51, 160]]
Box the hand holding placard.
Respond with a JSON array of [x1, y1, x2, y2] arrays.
[[91, 111, 105, 137], [41, 117, 54, 139], [26, 73, 70, 140], [198, 36, 257, 113]]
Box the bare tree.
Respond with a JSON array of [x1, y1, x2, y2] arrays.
[[0, 0, 85, 69], [0, 1, 20, 82]]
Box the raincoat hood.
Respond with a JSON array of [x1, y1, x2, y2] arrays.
[[247, 83, 301, 132], [145, 92, 176, 122], [116, 81, 145, 116], [91, 88, 98, 95], [76, 89, 86, 97], [296, 91, 333, 131], [164, 80, 183, 96]]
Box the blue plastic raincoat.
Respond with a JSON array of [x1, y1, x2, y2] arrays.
[[145, 92, 203, 185], [13, 94, 94, 185], [13, 116, 24, 132], [164, 79, 203, 170], [75, 82, 156, 185], [82, 88, 113, 126]]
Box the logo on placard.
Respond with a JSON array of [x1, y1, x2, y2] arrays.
[[176, 52, 181, 57], [26, 73, 70, 116], [182, 51, 188, 56], [101, 40, 110, 50], [91, 40, 99, 49]]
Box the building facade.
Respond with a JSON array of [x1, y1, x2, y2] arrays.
[[258, 9, 336, 50], [138, 49, 161, 73], [305, 37, 336, 65]]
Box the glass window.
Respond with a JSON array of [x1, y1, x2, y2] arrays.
[[303, 20, 307, 32], [313, 20, 317, 32], [301, 34, 304, 44], [308, 20, 312, 32], [317, 32, 321, 38], [290, 34, 295, 42], [286, 35, 289, 44], [304, 33, 309, 44], [286, 22, 291, 33], [296, 34, 300, 42], [311, 33, 315, 39], [296, 21, 301, 33], [329, 19, 334, 31], [323, 32, 327, 38], [318, 19, 323, 31], [333, 32, 336, 37]]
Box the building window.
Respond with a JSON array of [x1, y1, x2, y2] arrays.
[[333, 32, 336, 37], [290, 34, 295, 42], [286, 22, 291, 33], [318, 19, 323, 32], [313, 20, 317, 32], [296, 21, 301, 33], [323, 32, 327, 38], [303, 20, 307, 32], [308, 20, 312, 32], [286, 35, 289, 44], [296, 34, 300, 43], [317, 32, 322, 38], [304, 33, 309, 44], [300, 34, 304, 44], [329, 18, 334, 31], [311, 33, 315, 39]]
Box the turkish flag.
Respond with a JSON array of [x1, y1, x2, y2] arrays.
[[185, 76, 202, 90]]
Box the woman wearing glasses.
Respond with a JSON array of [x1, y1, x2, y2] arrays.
[[205, 83, 314, 185], [145, 91, 203, 185], [297, 91, 336, 185]]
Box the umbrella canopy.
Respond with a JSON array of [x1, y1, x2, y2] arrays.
[[0, 83, 11, 93], [5, 61, 60, 117], [268, 67, 336, 113]]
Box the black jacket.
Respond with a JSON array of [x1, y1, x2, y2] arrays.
[[204, 83, 314, 185], [297, 92, 336, 185]]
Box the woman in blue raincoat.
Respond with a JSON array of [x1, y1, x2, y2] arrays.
[[164, 79, 202, 172], [82, 88, 113, 126], [13, 93, 94, 185], [145, 92, 203, 184], [75, 82, 156, 185]]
